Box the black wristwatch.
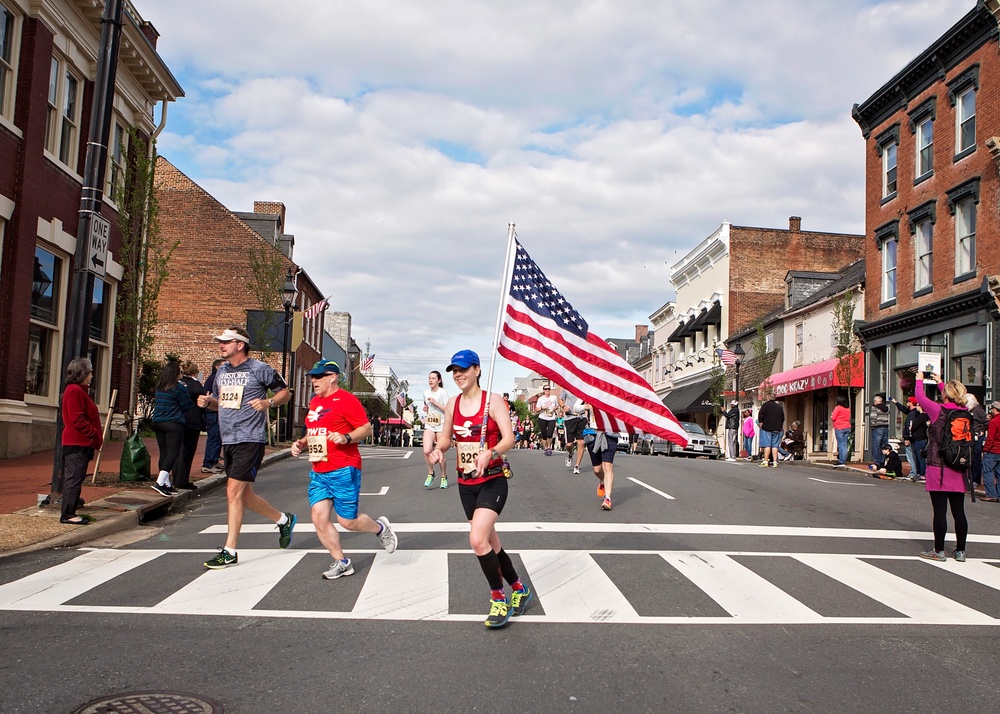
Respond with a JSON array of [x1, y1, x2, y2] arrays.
[[344, 433, 352, 443]]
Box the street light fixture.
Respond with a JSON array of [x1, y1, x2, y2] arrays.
[[733, 342, 746, 407], [347, 343, 360, 391], [280, 269, 297, 441]]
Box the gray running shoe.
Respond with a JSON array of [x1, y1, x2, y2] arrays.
[[376, 516, 397, 553], [322, 559, 355, 580], [919, 549, 947, 562], [953, 550, 967, 562]]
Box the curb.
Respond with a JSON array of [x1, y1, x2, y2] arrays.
[[0, 449, 292, 559]]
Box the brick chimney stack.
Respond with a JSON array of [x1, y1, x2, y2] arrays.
[[789, 216, 802, 232], [635, 324, 649, 341]]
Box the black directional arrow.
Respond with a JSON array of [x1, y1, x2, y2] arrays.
[[91, 254, 105, 270]]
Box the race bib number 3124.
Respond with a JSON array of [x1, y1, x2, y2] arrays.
[[219, 385, 244, 409]]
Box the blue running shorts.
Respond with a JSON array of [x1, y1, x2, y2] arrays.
[[308, 466, 362, 519]]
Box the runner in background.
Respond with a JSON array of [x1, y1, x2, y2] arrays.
[[535, 384, 559, 455], [559, 388, 588, 474], [422, 371, 449, 489]]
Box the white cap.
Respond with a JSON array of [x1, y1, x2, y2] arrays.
[[214, 328, 251, 343]]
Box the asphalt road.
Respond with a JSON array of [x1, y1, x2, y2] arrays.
[[2, 448, 1000, 713]]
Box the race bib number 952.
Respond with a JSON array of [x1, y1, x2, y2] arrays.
[[306, 432, 328, 463]]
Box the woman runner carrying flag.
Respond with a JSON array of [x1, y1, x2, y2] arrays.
[[428, 349, 532, 628]]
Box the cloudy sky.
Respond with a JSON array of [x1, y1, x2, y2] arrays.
[[145, 0, 972, 399]]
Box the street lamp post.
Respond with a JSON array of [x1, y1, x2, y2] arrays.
[[734, 342, 745, 458], [280, 269, 297, 441], [347, 344, 360, 391]]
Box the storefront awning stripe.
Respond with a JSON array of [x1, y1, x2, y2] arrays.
[[765, 354, 864, 398]]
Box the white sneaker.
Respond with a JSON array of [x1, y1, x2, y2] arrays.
[[565, 458, 572, 468], [376, 516, 397, 553], [322, 559, 355, 580], [725, 458, 735, 462], [573, 466, 580, 474]]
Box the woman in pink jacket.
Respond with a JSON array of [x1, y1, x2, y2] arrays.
[[914, 375, 970, 562], [741, 410, 756, 461]]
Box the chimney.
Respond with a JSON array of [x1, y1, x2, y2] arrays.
[[789, 216, 802, 232], [254, 201, 287, 231], [635, 325, 649, 341]]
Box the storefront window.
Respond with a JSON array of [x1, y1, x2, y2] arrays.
[[952, 324, 986, 355]]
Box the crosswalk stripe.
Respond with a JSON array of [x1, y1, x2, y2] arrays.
[[352, 550, 449, 620], [154, 551, 307, 614], [661, 552, 821, 622], [0, 550, 159, 609], [793, 554, 995, 625], [518, 550, 639, 622]]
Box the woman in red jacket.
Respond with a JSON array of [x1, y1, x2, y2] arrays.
[[60, 357, 103, 524]]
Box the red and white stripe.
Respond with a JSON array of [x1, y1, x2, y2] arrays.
[[302, 298, 328, 320], [498, 296, 688, 446]]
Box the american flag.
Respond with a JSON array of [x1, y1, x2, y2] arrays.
[[302, 298, 329, 321], [716, 348, 739, 367], [497, 240, 688, 446], [396, 392, 407, 409], [361, 354, 375, 372]]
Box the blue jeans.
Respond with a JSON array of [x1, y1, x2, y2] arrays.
[[202, 411, 221, 468], [983, 452, 1000, 499], [911, 438, 927, 477], [871, 427, 888, 467], [835, 428, 850, 465], [903, 441, 917, 478], [742, 435, 754, 458]]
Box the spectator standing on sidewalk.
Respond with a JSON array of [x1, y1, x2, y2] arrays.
[[914, 374, 970, 562], [965, 393, 988, 487], [741, 409, 756, 460], [868, 393, 890, 469], [722, 400, 740, 461], [201, 359, 224, 473], [908, 402, 930, 482], [151, 360, 194, 497], [174, 360, 206, 491], [757, 395, 785, 468], [831, 395, 852, 466], [59, 357, 102, 525], [197, 327, 297, 570], [889, 395, 918, 478], [980, 401, 1000, 502]]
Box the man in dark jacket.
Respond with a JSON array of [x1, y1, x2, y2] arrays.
[[722, 400, 740, 461], [201, 359, 224, 473], [869, 393, 890, 468], [757, 396, 785, 468], [889, 395, 917, 479]]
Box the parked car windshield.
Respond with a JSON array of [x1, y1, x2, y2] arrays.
[[680, 422, 707, 435]]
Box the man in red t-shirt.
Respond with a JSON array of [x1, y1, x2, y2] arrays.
[[290, 360, 398, 579]]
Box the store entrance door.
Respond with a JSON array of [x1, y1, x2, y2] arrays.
[[812, 389, 829, 453]]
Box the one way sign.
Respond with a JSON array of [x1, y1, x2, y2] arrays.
[[86, 213, 110, 278]]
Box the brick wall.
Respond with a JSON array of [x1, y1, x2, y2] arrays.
[[729, 218, 864, 334]]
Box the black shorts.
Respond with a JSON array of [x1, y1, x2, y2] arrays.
[[224, 443, 266, 482], [458, 476, 508, 520], [588, 434, 617, 466], [564, 417, 586, 442], [538, 418, 557, 440]]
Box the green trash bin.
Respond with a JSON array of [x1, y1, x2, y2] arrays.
[[120, 428, 150, 482]]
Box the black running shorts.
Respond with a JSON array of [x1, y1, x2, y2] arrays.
[[224, 443, 266, 482], [458, 476, 508, 520]]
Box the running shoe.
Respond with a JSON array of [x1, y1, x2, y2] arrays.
[[440, 476, 449, 489], [565, 457, 572, 468], [573, 466, 580, 474], [544, 449, 552, 456], [953, 550, 967, 562], [277, 513, 297, 549], [601, 497, 612, 511], [919, 549, 947, 562], [322, 559, 355, 579], [204, 548, 238, 569], [759, 461, 769, 468], [771, 462, 778, 469], [424, 474, 434, 488], [151, 482, 174, 497], [597, 482, 605, 498], [376, 516, 398, 553], [510, 586, 534, 616], [484, 597, 512, 628]]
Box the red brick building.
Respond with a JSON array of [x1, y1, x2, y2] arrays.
[[153, 157, 325, 431], [853, 4, 1000, 416], [0, 0, 181, 458]]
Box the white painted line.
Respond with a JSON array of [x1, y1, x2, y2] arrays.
[[661, 552, 821, 622], [628, 477, 675, 500], [360, 486, 389, 496], [154, 550, 306, 614], [352, 550, 449, 619], [0, 550, 159, 608], [808, 477, 876, 486], [197, 521, 1000, 544], [518, 550, 639, 622], [794, 554, 995, 624]]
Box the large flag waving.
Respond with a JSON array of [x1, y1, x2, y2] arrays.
[[497, 239, 688, 447]]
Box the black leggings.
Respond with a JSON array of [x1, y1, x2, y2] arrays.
[[929, 491, 968, 551], [153, 421, 185, 474]]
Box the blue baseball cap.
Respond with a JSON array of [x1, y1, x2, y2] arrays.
[[446, 349, 480, 372], [307, 360, 341, 376]]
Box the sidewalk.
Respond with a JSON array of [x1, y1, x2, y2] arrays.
[[0, 435, 288, 556]]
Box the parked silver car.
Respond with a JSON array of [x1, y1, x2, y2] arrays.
[[667, 422, 721, 459], [637, 433, 671, 456]]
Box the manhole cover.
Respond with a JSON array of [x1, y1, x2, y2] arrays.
[[71, 691, 223, 713]]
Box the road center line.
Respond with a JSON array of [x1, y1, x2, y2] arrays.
[[628, 477, 675, 500], [808, 477, 876, 486]]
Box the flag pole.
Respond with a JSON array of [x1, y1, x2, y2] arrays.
[[479, 223, 518, 447]]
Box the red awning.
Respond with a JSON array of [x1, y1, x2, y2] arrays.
[[765, 354, 864, 398]]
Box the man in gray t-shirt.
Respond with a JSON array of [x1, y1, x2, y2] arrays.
[[197, 327, 296, 570], [559, 389, 588, 473]]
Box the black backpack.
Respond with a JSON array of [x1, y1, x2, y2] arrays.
[[937, 408, 973, 470]]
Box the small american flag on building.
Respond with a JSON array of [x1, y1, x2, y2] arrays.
[[396, 392, 407, 409], [361, 354, 375, 372], [716, 348, 739, 367], [302, 298, 329, 321]]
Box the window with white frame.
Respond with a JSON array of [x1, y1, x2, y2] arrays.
[[795, 323, 803, 364], [914, 220, 933, 291], [882, 238, 897, 302], [956, 88, 975, 155], [955, 198, 976, 277], [0, 1, 20, 124], [88, 278, 112, 401], [27, 246, 62, 397], [765, 333, 773, 352], [916, 118, 933, 178], [883, 143, 897, 198], [45, 54, 82, 170], [106, 120, 127, 202]]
